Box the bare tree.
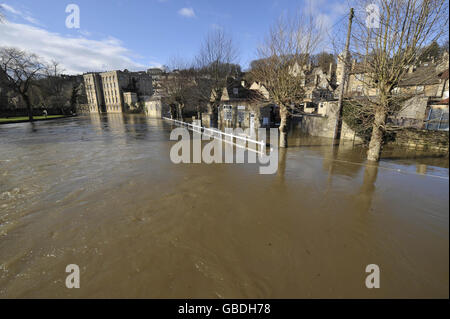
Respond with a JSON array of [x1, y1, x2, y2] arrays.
[[347, 0, 449, 161], [194, 29, 240, 125], [40, 60, 67, 113], [312, 51, 336, 75], [250, 13, 322, 147], [0, 47, 46, 121], [158, 57, 197, 121], [69, 84, 83, 114]]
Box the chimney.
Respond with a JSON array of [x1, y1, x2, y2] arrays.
[[328, 62, 333, 80], [315, 74, 320, 86]]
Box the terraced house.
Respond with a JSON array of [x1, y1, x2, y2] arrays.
[[335, 51, 449, 129]]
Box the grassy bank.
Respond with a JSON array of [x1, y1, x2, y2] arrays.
[[0, 115, 66, 124]]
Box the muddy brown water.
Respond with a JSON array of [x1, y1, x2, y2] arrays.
[[0, 114, 448, 298]]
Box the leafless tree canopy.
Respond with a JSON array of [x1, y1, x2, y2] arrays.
[[352, 0, 448, 87], [344, 0, 449, 161], [194, 29, 240, 114], [158, 57, 197, 120], [195, 29, 239, 79], [250, 12, 322, 147], [0, 47, 47, 120], [157, 32, 240, 121]]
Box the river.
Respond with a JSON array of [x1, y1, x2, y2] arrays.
[[0, 114, 448, 298]]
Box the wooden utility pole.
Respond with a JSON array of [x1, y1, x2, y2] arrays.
[[334, 8, 354, 140]]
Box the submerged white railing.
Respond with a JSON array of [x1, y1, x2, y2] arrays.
[[163, 117, 267, 154]]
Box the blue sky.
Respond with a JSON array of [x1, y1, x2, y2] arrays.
[[0, 0, 350, 74]]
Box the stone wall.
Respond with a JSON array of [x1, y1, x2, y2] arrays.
[[388, 96, 429, 128], [387, 128, 449, 151], [144, 98, 169, 118], [201, 113, 211, 127], [296, 101, 363, 142]]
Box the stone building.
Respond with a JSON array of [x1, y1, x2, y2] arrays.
[[287, 60, 337, 113], [389, 63, 448, 128], [301, 64, 336, 112], [334, 51, 449, 129], [83, 70, 153, 113], [215, 79, 277, 129], [143, 96, 170, 118], [84, 73, 105, 113]]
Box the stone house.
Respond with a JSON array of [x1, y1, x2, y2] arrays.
[[334, 51, 449, 129], [289, 61, 336, 113], [214, 79, 278, 129], [301, 65, 336, 113], [390, 63, 449, 128]]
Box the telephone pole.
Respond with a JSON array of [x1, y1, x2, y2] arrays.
[[334, 8, 354, 140]]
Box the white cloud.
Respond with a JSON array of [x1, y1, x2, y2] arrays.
[[301, 0, 352, 51], [0, 3, 19, 15], [0, 3, 42, 26], [148, 61, 164, 68], [0, 22, 148, 74], [178, 7, 196, 18]]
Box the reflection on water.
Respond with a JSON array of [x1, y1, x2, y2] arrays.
[[0, 114, 448, 298]]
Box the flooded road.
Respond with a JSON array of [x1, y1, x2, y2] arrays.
[[0, 114, 448, 298]]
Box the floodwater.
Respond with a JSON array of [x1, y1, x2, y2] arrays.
[[0, 114, 448, 298]]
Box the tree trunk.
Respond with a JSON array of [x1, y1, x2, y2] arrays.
[[279, 106, 288, 148], [178, 103, 184, 121], [367, 106, 387, 161], [170, 105, 176, 119], [23, 94, 33, 122]]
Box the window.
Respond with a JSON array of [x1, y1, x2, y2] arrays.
[[238, 110, 245, 123], [233, 88, 239, 95], [223, 105, 232, 120]]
